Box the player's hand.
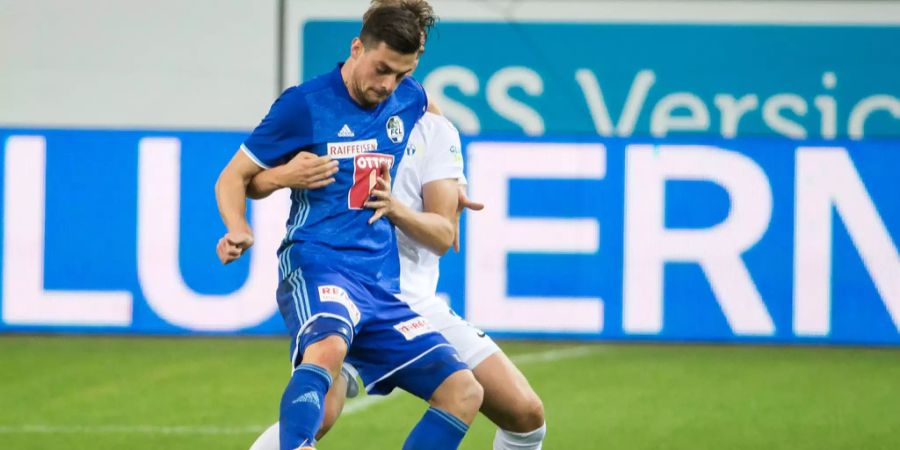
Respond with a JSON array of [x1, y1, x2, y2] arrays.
[[364, 162, 396, 224], [216, 231, 254, 264], [453, 187, 484, 252], [276, 151, 339, 189]]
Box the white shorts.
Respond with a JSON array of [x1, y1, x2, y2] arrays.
[[412, 299, 501, 370]]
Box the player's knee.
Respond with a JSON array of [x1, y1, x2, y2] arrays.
[[300, 335, 348, 378], [452, 371, 483, 420], [461, 373, 484, 413], [511, 394, 545, 432], [430, 370, 483, 423]]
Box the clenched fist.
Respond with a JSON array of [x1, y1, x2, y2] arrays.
[[216, 231, 254, 264]]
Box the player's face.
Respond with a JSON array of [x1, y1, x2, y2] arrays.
[[350, 39, 419, 107]]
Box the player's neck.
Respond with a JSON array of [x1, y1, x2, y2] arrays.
[[339, 61, 367, 108]]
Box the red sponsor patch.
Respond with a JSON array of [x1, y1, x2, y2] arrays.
[[393, 316, 437, 341], [348, 153, 395, 210]]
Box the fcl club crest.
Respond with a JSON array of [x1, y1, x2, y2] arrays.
[[386, 115, 404, 144]]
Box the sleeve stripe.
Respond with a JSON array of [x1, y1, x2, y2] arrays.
[[240, 143, 271, 169]]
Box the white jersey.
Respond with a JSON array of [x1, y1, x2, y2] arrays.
[[393, 112, 465, 311]]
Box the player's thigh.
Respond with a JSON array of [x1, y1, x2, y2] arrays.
[[347, 295, 467, 401], [427, 306, 501, 369], [473, 351, 545, 432], [276, 268, 366, 368]]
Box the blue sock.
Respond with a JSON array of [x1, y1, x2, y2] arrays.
[[402, 407, 469, 450], [279, 363, 332, 449]]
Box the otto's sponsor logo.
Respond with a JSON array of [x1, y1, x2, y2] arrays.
[[393, 316, 437, 341], [327, 139, 377, 159], [318, 285, 361, 325], [349, 153, 395, 209], [354, 153, 394, 170]]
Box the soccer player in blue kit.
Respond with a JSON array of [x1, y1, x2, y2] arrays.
[[214, 3, 483, 450], [247, 112, 549, 450]]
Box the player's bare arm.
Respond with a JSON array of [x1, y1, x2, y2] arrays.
[[214, 150, 264, 264], [426, 98, 442, 115], [365, 162, 458, 255], [452, 186, 484, 252], [246, 151, 339, 199]]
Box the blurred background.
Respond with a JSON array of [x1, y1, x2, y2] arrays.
[[1, 1, 898, 449]]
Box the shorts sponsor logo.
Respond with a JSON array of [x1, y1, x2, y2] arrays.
[[327, 139, 378, 159], [318, 285, 361, 325], [393, 316, 437, 341]]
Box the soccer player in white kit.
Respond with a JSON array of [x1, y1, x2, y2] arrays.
[[249, 112, 547, 450]]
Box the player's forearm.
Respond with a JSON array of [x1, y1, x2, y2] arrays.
[[387, 202, 455, 255], [215, 169, 253, 235], [247, 166, 285, 199]]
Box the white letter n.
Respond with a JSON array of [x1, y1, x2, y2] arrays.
[[794, 147, 900, 336]]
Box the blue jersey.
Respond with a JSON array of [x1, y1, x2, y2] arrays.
[[242, 64, 427, 284]]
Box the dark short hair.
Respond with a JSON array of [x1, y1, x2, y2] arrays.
[[360, 0, 437, 54]]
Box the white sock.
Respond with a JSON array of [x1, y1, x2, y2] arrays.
[[248, 422, 280, 450], [493, 423, 547, 450]]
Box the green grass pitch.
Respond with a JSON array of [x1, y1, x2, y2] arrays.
[[1, 336, 897, 449]]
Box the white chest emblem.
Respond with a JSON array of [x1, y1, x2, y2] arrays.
[[386, 115, 404, 144]]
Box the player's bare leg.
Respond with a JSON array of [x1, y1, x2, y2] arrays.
[[316, 367, 349, 440], [396, 368, 482, 449], [474, 352, 547, 450], [252, 351, 540, 450], [309, 347, 482, 450], [299, 335, 347, 378], [317, 363, 487, 444], [427, 369, 484, 424]]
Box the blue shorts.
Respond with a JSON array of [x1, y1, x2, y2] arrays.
[[276, 261, 467, 400]]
